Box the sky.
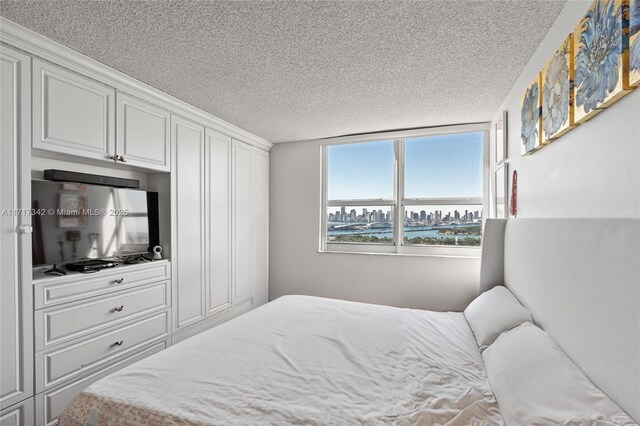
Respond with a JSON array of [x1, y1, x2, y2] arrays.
[[327, 132, 483, 200]]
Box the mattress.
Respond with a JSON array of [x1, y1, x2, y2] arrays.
[[59, 295, 502, 425]]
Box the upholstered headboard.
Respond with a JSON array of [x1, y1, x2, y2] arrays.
[[480, 219, 640, 421]]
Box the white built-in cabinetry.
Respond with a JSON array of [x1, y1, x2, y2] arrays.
[[172, 122, 270, 341], [116, 92, 171, 171], [1, 17, 271, 425], [32, 59, 116, 163], [0, 398, 34, 426], [172, 116, 207, 330], [232, 140, 255, 304], [206, 130, 232, 315], [253, 150, 270, 307], [0, 45, 34, 420], [32, 262, 171, 425], [32, 60, 171, 172]]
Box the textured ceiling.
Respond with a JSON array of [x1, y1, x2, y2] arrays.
[[0, 0, 566, 143]]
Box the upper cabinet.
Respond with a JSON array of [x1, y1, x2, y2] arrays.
[[116, 92, 171, 171], [33, 59, 115, 162], [32, 60, 171, 172]]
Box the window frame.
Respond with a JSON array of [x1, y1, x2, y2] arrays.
[[320, 123, 490, 257]]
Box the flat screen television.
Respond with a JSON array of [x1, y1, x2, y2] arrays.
[[31, 180, 159, 267]]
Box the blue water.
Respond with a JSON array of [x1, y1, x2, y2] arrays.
[[328, 222, 481, 240]]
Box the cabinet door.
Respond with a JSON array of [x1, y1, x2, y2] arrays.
[[172, 116, 206, 329], [33, 59, 115, 162], [253, 149, 269, 307], [206, 129, 232, 314], [0, 398, 34, 426], [231, 140, 254, 304], [116, 92, 171, 171], [0, 46, 34, 410]]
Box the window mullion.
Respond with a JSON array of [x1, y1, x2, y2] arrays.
[[395, 139, 405, 247]]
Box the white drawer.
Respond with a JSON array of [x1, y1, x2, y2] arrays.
[[34, 261, 170, 309], [36, 281, 170, 350], [36, 310, 170, 392], [36, 340, 168, 426]]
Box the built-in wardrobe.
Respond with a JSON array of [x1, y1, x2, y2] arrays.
[[0, 17, 270, 425]]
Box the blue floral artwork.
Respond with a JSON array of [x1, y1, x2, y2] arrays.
[[630, 0, 640, 86], [542, 37, 573, 142], [520, 76, 541, 155], [574, 0, 626, 122]]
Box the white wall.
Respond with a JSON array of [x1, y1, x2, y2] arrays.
[[491, 1, 640, 219], [269, 0, 640, 311], [269, 141, 481, 311]]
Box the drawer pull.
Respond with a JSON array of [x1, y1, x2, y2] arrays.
[[114, 305, 124, 312], [114, 278, 124, 284], [112, 340, 124, 347]]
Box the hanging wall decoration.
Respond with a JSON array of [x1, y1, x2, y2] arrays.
[[520, 74, 542, 155], [542, 36, 575, 143], [573, 0, 631, 124], [510, 170, 518, 218], [631, 0, 640, 86]]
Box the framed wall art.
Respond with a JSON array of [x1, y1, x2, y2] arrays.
[[58, 193, 88, 228], [542, 35, 575, 143], [631, 0, 640, 86], [573, 0, 631, 124], [520, 74, 542, 155]]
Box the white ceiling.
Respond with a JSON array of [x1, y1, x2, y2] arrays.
[[0, 0, 566, 143]]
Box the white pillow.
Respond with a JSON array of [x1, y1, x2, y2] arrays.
[[464, 286, 532, 350], [483, 322, 634, 425]]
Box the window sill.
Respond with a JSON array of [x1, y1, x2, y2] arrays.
[[317, 247, 481, 259]]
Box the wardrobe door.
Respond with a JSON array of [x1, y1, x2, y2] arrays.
[[172, 116, 206, 330], [206, 129, 232, 314], [231, 140, 254, 304], [0, 45, 33, 409], [253, 149, 269, 308]]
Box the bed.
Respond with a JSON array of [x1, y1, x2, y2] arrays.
[[60, 218, 640, 425], [59, 295, 502, 425]]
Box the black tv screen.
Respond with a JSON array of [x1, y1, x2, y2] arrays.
[[31, 180, 158, 266]]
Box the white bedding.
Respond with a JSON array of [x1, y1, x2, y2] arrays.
[[59, 295, 502, 425]]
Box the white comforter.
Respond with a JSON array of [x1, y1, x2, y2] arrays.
[[59, 295, 502, 425]]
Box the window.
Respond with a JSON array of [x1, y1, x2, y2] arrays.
[[321, 125, 487, 255]]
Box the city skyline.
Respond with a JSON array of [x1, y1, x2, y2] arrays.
[[328, 206, 482, 226]]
